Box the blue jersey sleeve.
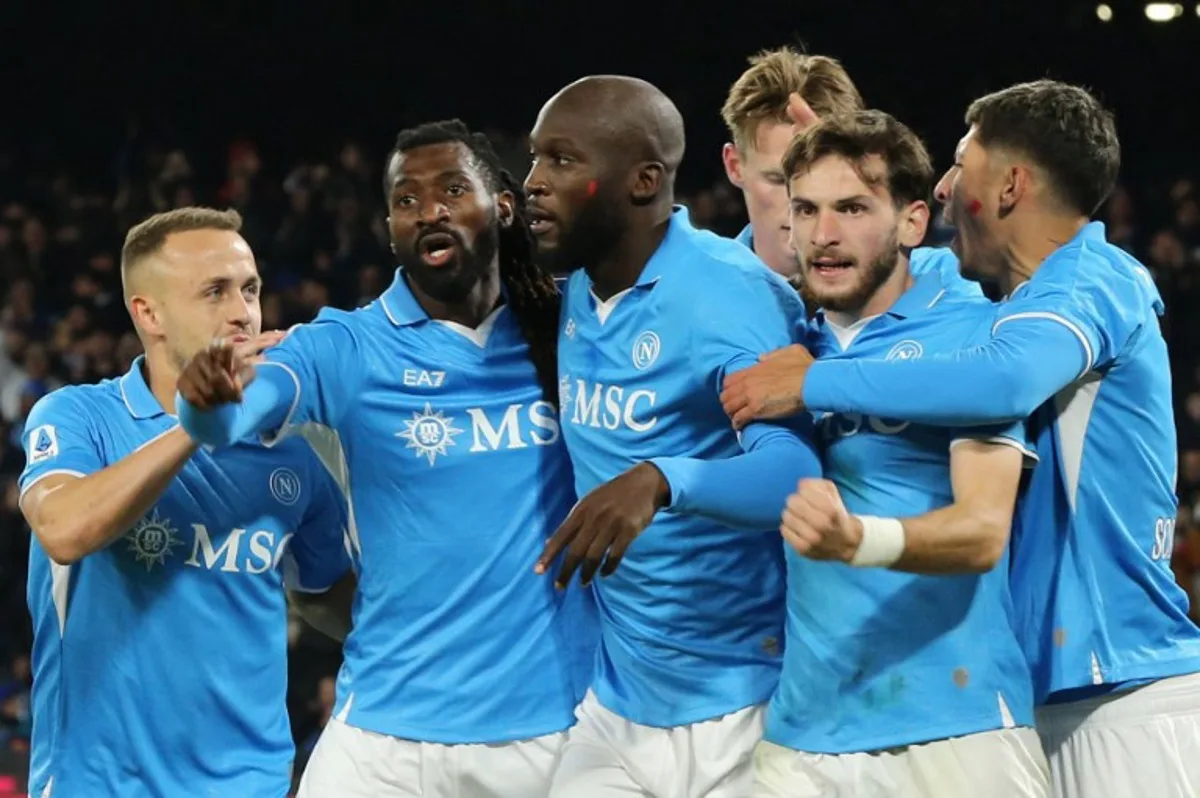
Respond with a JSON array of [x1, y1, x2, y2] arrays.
[[803, 313, 1087, 427], [177, 311, 363, 447], [282, 464, 352, 593], [18, 388, 106, 496], [260, 312, 364, 439], [651, 271, 822, 530]]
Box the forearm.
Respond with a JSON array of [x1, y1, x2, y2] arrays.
[[177, 364, 296, 447], [803, 320, 1086, 426], [651, 430, 822, 531], [889, 502, 1010, 575], [289, 572, 356, 642], [25, 427, 198, 564]]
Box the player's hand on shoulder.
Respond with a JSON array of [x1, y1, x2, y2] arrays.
[[780, 478, 863, 563], [720, 344, 815, 430], [535, 463, 671, 588], [177, 337, 262, 410]]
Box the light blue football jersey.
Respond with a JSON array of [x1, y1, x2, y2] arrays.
[[558, 207, 811, 727], [19, 358, 350, 798], [251, 269, 596, 743], [1002, 222, 1200, 701], [766, 273, 1036, 753]]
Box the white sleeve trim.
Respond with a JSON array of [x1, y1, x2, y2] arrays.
[[19, 469, 87, 501], [256, 361, 303, 448], [993, 311, 1094, 376], [951, 435, 1039, 466]]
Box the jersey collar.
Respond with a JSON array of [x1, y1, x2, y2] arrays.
[[734, 222, 754, 253], [635, 205, 692, 288], [118, 356, 168, 419], [885, 270, 950, 320], [379, 267, 429, 327]]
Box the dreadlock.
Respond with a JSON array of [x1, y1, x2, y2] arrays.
[[388, 120, 562, 408]]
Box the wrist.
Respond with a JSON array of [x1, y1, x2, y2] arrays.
[[637, 462, 672, 510], [850, 515, 905, 568]]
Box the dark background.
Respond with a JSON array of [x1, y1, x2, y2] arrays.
[[1, 1, 1199, 793]]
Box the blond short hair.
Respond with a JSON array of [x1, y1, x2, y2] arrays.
[[121, 207, 243, 291], [721, 47, 864, 153]]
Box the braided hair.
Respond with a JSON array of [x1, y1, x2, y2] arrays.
[[388, 120, 562, 407]]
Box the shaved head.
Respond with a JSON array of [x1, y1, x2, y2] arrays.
[[539, 75, 686, 177]]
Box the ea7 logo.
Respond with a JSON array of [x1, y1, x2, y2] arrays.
[[403, 370, 447, 388]]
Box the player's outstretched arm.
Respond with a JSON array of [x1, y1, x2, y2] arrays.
[[175, 340, 295, 447], [781, 438, 1025, 574], [21, 426, 198, 566]]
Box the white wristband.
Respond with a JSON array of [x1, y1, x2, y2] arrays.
[[850, 515, 906, 568]]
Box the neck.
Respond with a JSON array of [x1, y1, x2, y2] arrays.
[[586, 204, 673, 301], [999, 212, 1089, 296], [143, 347, 181, 415], [825, 259, 914, 328], [407, 269, 502, 329]]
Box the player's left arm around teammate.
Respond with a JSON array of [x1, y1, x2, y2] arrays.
[[782, 438, 1026, 574]]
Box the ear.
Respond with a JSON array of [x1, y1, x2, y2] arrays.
[[630, 161, 666, 204], [998, 162, 1031, 218], [128, 294, 165, 338], [496, 190, 515, 228], [897, 200, 931, 248], [722, 143, 745, 189]]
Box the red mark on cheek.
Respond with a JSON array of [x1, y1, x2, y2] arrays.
[[586, 179, 598, 198], [967, 199, 983, 216]]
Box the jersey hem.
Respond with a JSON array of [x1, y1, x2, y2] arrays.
[[1044, 652, 1200, 702], [765, 710, 1034, 754], [339, 712, 578, 745], [593, 685, 775, 729]]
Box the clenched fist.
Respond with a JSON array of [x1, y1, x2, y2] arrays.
[[177, 331, 285, 411], [780, 479, 863, 563]]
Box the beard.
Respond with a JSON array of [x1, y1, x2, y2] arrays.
[[800, 228, 903, 314], [538, 185, 626, 275], [402, 223, 499, 305]]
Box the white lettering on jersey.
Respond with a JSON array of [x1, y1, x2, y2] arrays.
[[1152, 516, 1177, 561], [403, 369, 447, 388], [184, 523, 295, 574], [467, 401, 560, 452], [27, 424, 59, 464], [819, 412, 912, 443], [568, 379, 658, 432]]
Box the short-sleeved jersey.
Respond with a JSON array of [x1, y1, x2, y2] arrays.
[[259, 269, 596, 743], [766, 273, 1036, 753], [19, 358, 349, 798]]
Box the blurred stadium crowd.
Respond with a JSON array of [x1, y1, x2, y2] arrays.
[[1, 125, 1200, 769]]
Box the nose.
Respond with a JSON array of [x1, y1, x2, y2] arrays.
[[524, 162, 547, 198], [812, 209, 840, 247], [934, 168, 955, 205], [227, 292, 253, 330], [417, 199, 450, 227]]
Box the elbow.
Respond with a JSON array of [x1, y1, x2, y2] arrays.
[[34, 525, 87, 566], [962, 517, 1011, 573]]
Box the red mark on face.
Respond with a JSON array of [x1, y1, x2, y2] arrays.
[[967, 199, 983, 216], [586, 179, 598, 198]]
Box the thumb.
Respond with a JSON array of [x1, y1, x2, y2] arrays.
[[787, 93, 821, 132]]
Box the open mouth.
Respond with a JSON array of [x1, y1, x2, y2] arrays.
[[810, 257, 854, 276], [418, 232, 459, 267], [526, 205, 556, 235]]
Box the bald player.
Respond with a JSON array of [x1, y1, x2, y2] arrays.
[[17, 207, 349, 798], [527, 76, 821, 798], [720, 46, 978, 297]]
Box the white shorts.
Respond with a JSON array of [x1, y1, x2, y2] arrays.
[[1036, 671, 1200, 798], [296, 716, 567, 797], [549, 690, 765, 798], [753, 727, 1049, 798]]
